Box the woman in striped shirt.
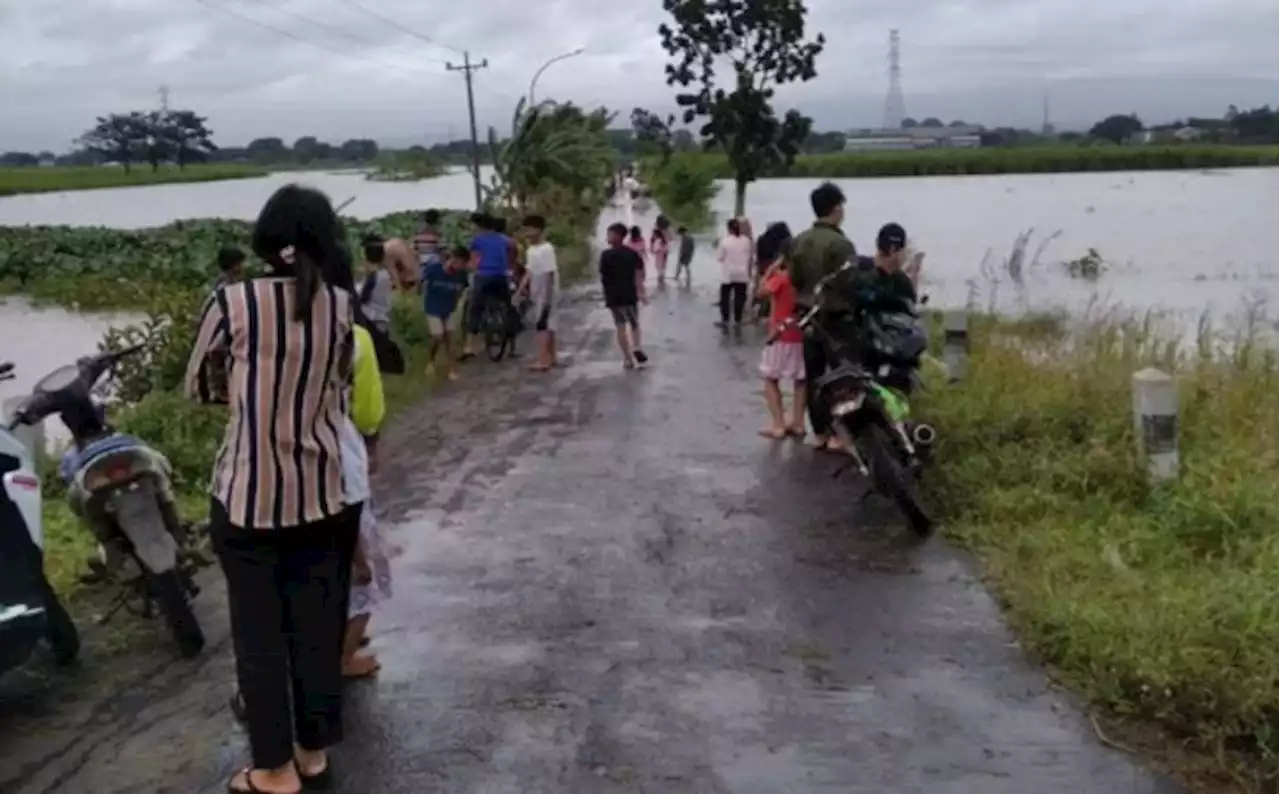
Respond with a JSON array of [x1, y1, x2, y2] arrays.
[[185, 184, 361, 794]]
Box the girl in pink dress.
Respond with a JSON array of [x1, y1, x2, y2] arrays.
[[626, 225, 648, 282], [649, 225, 670, 285]]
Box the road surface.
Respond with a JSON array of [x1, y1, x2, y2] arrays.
[[0, 254, 1181, 793]]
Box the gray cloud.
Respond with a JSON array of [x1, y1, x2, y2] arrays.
[[1, 0, 1276, 151]]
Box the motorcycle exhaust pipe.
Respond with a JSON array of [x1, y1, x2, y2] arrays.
[[911, 423, 937, 448]]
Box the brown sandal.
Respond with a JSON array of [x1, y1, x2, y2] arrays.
[[228, 767, 300, 794]]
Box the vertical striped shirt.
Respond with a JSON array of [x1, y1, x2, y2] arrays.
[[184, 277, 355, 530]]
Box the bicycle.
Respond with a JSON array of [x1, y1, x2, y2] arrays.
[[477, 289, 519, 362]]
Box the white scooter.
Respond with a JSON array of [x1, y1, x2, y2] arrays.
[[0, 361, 81, 674]]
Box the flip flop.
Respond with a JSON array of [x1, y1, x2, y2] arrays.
[[758, 427, 787, 440], [785, 426, 806, 439]]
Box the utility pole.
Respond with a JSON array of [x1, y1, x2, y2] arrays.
[[446, 52, 489, 210]]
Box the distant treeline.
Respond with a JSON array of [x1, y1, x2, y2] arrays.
[[3, 104, 1275, 170]]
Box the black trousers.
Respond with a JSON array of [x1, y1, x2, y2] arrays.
[[719, 282, 747, 324], [802, 336, 833, 437], [211, 499, 362, 770]]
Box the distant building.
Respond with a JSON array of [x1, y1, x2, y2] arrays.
[[1135, 126, 1206, 145], [843, 125, 983, 152]]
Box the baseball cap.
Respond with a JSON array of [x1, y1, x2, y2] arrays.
[[876, 222, 907, 253]]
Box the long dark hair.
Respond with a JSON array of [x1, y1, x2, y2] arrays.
[[757, 221, 793, 265], [252, 184, 346, 322], [327, 237, 374, 331]]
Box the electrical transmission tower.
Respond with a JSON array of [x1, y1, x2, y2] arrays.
[[158, 85, 171, 112], [882, 30, 907, 130]]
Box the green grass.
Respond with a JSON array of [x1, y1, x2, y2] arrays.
[[0, 163, 269, 196], [918, 311, 1278, 791], [687, 144, 1278, 179]]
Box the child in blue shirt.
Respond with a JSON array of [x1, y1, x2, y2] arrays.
[[422, 245, 471, 380]]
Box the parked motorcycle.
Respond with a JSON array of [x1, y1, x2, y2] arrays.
[[0, 361, 81, 674], [8, 345, 208, 658], [771, 263, 937, 535]]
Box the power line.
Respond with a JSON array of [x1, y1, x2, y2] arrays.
[[235, 0, 386, 52], [331, 0, 462, 57], [192, 0, 435, 74]]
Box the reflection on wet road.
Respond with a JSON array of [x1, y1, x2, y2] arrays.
[[0, 281, 1181, 794]]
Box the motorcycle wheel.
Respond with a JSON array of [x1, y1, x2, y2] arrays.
[[39, 575, 80, 665], [857, 422, 935, 536], [149, 570, 205, 658]]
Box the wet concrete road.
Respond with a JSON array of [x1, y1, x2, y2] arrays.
[[0, 278, 1182, 793]]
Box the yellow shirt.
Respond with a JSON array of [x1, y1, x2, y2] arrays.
[[351, 325, 385, 436]]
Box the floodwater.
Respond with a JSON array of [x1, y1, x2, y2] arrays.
[[1, 165, 1275, 328], [713, 167, 1279, 329], [0, 168, 496, 450], [0, 298, 141, 450], [0, 167, 496, 228]]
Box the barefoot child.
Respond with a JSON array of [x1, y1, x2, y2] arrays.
[[342, 321, 392, 678], [756, 255, 807, 439], [650, 220, 670, 286], [519, 214, 560, 371], [422, 244, 470, 380]]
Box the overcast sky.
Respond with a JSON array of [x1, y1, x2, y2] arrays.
[[1, 0, 1277, 152]]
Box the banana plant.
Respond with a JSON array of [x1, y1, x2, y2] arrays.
[[488, 98, 615, 210]]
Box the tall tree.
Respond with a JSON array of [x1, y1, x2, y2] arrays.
[[338, 138, 379, 161], [246, 137, 289, 163], [292, 136, 323, 164], [1089, 113, 1144, 144], [630, 107, 675, 162], [0, 152, 38, 167], [78, 112, 150, 172], [659, 0, 825, 215], [142, 111, 173, 171], [159, 110, 217, 169]]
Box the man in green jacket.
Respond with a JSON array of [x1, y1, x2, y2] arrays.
[[787, 181, 857, 451]]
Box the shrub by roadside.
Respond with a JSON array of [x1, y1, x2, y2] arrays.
[[918, 311, 1278, 791], [640, 152, 721, 231]]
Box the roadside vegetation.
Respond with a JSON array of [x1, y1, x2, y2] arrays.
[[641, 151, 721, 230], [919, 307, 1278, 791], [0, 98, 613, 603], [0, 164, 268, 197], [626, 110, 720, 231], [365, 150, 447, 182]]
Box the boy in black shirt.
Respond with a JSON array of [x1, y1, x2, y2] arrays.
[[599, 222, 649, 369]]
